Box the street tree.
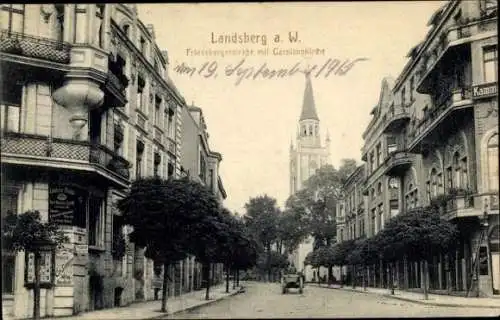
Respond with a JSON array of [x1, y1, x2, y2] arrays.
[[2, 210, 68, 320], [374, 206, 458, 299], [244, 195, 281, 281], [117, 177, 191, 312]]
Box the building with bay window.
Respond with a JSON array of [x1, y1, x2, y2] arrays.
[[1, 4, 189, 319], [337, 0, 498, 297]]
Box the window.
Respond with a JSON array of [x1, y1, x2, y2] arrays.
[[483, 46, 498, 83], [140, 37, 147, 55], [2, 4, 24, 33], [446, 167, 453, 190], [153, 152, 161, 177], [88, 195, 105, 247], [430, 168, 438, 197], [487, 133, 499, 191], [137, 76, 145, 112], [113, 120, 124, 156], [154, 96, 161, 127], [123, 24, 130, 36], [209, 169, 214, 190], [167, 109, 175, 139], [453, 152, 462, 188], [95, 4, 104, 48], [167, 161, 174, 178], [461, 158, 468, 188], [387, 136, 397, 154], [199, 153, 206, 182], [1, 83, 22, 132], [308, 125, 313, 136], [370, 152, 375, 173], [136, 141, 144, 178], [390, 199, 399, 217], [112, 214, 124, 263], [409, 77, 414, 102], [371, 209, 376, 235], [401, 87, 406, 107], [340, 229, 344, 242], [379, 204, 384, 230], [2, 189, 18, 294], [55, 4, 64, 42], [377, 182, 382, 195], [376, 143, 382, 166], [315, 125, 318, 136]]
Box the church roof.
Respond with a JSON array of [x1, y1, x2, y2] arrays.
[[299, 73, 319, 121]]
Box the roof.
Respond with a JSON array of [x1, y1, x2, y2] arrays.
[[299, 73, 319, 121]]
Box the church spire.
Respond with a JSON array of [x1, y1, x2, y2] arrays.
[[299, 72, 320, 121]]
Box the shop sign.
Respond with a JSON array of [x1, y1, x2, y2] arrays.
[[49, 186, 77, 225], [472, 82, 497, 99]]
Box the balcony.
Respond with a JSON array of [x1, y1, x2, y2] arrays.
[[417, 18, 496, 94], [381, 104, 410, 134], [383, 151, 413, 177], [1, 132, 130, 182], [105, 70, 128, 107], [407, 86, 473, 152], [0, 30, 71, 64]]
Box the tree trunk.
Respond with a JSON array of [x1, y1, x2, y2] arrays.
[[362, 265, 367, 291], [225, 266, 230, 293], [204, 263, 211, 300], [317, 267, 321, 286], [266, 244, 271, 283], [422, 260, 429, 300], [352, 265, 356, 289], [236, 270, 240, 287], [328, 265, 333, 286], [33, 252, 41, 320], [161, 262, 169, 312], [339, 266, 344, 288]]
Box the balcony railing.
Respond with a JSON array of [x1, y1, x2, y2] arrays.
[[408, 87, 472, 149], [381, 104, 411, 133], [1, 132, 130, 180], [383, 151, 413, 177], [0, 30, 71, 64]]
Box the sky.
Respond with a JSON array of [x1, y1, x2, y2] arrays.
[[137, 1, 446, 214]]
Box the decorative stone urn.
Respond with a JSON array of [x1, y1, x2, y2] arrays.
[[52, 79, 104, 140]]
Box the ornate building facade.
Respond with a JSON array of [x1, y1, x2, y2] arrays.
[[0, 4, 226, 319], [289, 74, 331, 281], [338, 0, 498, 297]]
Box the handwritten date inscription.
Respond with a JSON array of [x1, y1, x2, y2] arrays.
[[174, 58, 368, 86]]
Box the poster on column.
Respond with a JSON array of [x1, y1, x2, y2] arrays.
[[55, 244, 75, 286], [26, 252, 53, 285]]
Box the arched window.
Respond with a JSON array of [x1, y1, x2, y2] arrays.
[[302, 125, 307, 136], [377, 182, 382, 195], [315, 125, 318, 136], [123, 24, 130, 37], [309, 125, 313, 136], [487, 133, 499, 191]]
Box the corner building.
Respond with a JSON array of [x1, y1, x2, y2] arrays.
[[0, 4, 212, 318], [338, 0, 498, 297]]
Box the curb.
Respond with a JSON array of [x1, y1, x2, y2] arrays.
[[312, 284, 500, 310], [148, 287, 245, 319]]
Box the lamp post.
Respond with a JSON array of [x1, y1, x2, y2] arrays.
[[476, 197, 489, 297]]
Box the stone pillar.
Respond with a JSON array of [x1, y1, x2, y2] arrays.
[[87, 4, 95, 45], [52, 79, 104, 140]]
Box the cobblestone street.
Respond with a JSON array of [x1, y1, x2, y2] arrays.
[[167, 282, 500, 318]]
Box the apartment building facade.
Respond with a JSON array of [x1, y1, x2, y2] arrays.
[[0, 4, 200, 318], [341, 0, 498, 297], [180, 104, 226, 293]]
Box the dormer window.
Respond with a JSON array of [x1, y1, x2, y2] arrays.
[[123, 24, 130, 36], [140, 37, 147, 55]]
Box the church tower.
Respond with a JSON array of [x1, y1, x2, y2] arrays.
[[290, 73, 331, 195], [288, 73, 331, 280]]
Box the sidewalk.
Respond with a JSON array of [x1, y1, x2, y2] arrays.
[[309, 283, 500, 309], [49, 284, 244, 320]]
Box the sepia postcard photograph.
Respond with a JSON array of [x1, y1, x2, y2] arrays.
[[0, 1, 499, 319]]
